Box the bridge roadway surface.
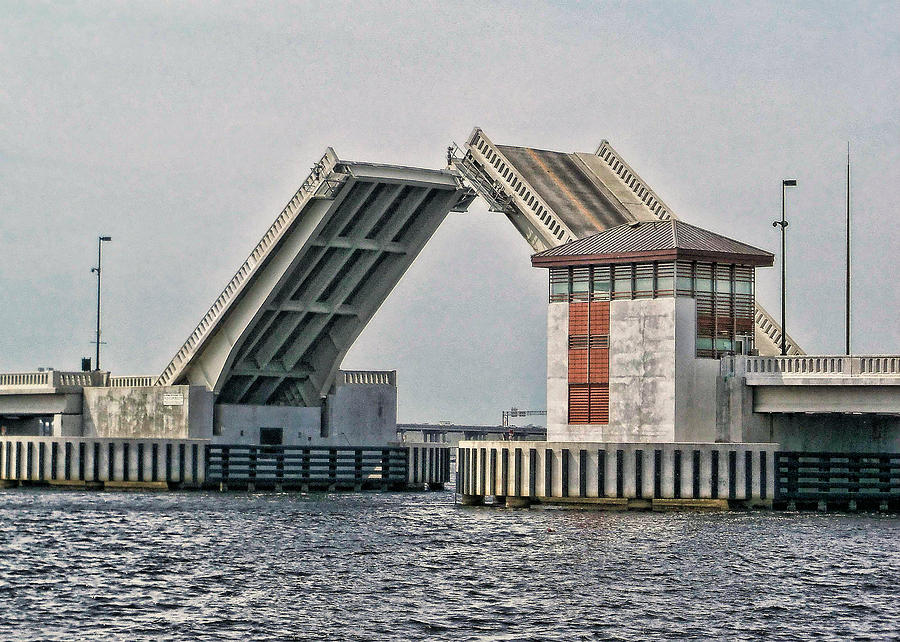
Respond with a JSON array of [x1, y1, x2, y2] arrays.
[[495, 145, 634, 237]]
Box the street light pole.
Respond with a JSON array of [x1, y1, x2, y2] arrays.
[[846, 143, 851, 356], [773, 180, 797, 356], [91, 236, 112, 370]]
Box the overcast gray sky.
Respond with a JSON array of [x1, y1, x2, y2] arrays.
[[2, 1, 898, 424]]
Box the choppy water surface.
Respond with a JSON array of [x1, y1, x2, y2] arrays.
[[0, 487, 898, 641]]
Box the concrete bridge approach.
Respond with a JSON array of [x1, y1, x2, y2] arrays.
[[0, 371, 109, 436], [719, 355, 900, 453], [736, 355, 900, 414]]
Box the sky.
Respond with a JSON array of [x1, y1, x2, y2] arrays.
[[1, 1, 898, 425]]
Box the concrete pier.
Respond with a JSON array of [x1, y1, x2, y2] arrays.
[[457, 440, 777, 510], [0, 436, 206, 488], [0, 437, 451, 492]]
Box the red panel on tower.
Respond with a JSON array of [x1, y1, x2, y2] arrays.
[[589, 349, 609, 382], [568, 385, 589, 424], [590, 301, 610, 334], [589, 385, 610, 424], [568, 349, 588, 383], [569, 302, 589, 335]]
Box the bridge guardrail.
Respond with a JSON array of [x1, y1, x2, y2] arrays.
[[0, 372, 50, 388], [774, 452, 900, 506], [0, 371, 109, 391], [725, 355, 900, 378], [338, 370, 396, 386], [108, 376, 157, 387], [156, 148, 342, 387], [753, 305, 805, 357], [207, 443, 450, 489]]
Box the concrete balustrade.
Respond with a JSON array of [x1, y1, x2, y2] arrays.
[[861, 357, 900, 375], [725, 355, 900, 382], [0, 372, 49, 387], [0, 370, 109, 393], [56, 372, 99, 387], [339, 370, 397, 386], [108, 376, 157, 387], [461, 128, 575, 248], [457, 441, 777, 509], [753, 305, 804, 357]]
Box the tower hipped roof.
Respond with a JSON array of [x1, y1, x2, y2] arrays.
[[531, 220, 774, 268]]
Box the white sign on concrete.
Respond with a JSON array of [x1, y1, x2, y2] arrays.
[[162, 392, 184, 406]]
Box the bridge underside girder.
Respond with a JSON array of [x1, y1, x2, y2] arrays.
[[754, 385, 900, 414]]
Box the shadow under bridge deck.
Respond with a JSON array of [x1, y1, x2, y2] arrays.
[[157, 149, 474, 406]]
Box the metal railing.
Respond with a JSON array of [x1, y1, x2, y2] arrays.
[[774, 452, 900, 503], [206, 444, 450, 489], [206, 445, 408, 487]]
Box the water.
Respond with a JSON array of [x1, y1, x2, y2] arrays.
[[0, 488, 898, 641]]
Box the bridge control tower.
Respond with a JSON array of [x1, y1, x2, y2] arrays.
[[532, 218, 774, 443]]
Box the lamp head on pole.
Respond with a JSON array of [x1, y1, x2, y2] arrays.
[[100, 236, 112, 242], [783, 179, 797, 187]]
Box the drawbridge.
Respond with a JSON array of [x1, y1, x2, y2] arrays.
[[451, 127, 803, 357], [156, 129, 800, 407], [156, 150, 474, 404]]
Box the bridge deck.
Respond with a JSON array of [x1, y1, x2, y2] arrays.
[[157, 150, 474, 405], [457, 127, 803, 356], [725, 355, 900, 414], [495, 145, 631, 237]]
